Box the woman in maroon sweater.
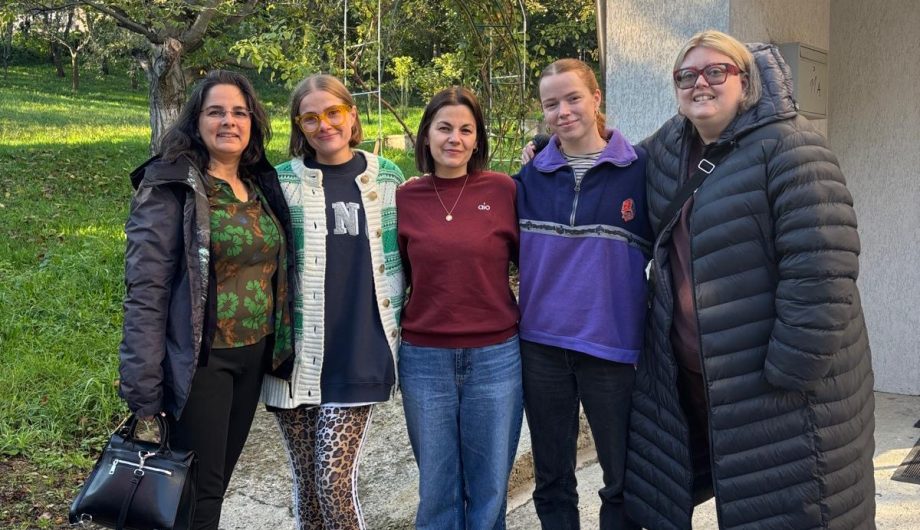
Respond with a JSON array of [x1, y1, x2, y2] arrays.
[[396, 87, 521, 530]]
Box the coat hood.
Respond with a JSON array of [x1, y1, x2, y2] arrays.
[[723, 42, 799, 140]]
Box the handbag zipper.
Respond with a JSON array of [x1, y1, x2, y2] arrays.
[[108, 458, 174, 476]]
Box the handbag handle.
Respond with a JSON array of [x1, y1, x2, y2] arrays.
[[118, 414, 172, 453]]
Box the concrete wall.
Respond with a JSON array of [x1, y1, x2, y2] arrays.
[[604, 0, 729, 143], [604, 0, 829, 140], [729, 0, 829, 136], [829, 0, 920, 395]]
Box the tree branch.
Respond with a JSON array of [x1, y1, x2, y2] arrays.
[[224, 0, 259, 27], [79, 0, 160, 43], [180, 0, 222, 52]]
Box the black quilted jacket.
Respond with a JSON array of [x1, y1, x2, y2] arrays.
[[624, 44, 876, 529]]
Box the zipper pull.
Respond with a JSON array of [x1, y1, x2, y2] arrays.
[[109, 459, 120, 475]]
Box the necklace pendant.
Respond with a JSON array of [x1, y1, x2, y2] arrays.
[[445, 214, 453, 221]]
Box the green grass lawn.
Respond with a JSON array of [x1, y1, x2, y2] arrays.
[[0, 65, 422, 528]]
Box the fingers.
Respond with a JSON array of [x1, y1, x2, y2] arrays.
[[521, 141, 536, 164], [398, 175, 422, 188]]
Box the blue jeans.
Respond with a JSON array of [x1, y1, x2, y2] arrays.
[[521, 340, 637, 530], [399, 335, 524, 530]]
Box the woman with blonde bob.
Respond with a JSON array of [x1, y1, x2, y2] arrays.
[[624, 30, 876, 529], [261, 73, 405, 529]]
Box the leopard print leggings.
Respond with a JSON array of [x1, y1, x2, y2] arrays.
[[274, 405, 374, 530]]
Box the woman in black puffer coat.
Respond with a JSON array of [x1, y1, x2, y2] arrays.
[[624, 31, 875, 529]]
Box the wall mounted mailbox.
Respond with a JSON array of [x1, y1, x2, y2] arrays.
[[778, 42, 828, 119]]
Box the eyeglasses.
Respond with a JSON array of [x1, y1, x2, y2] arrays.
[[673, 63, 742, 89], [201, 106, 252, 120], [295, 104, 352, 134]]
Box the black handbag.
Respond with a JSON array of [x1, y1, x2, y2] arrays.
[[69, 414, 197, 530]]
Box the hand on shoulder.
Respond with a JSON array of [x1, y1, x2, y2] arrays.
[[398, 175, 425, 189]]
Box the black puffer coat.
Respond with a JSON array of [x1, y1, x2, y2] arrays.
[[118, 155, 295, 419], [624, 44, 875, 529]]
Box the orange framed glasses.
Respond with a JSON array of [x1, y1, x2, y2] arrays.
[[295, 104, 352, 134]]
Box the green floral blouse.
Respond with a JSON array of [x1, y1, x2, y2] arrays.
[[209, 177, 283, 349]]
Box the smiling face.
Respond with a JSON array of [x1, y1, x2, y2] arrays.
[[197, 84, 251, 164], [298, 89, 357, 165], [426, 104, 477, 179], [539, 70, 603, 148], [676, 46, 747, 143]]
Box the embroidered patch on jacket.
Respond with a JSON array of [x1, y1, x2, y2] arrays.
[[621, 198, 636, 222]]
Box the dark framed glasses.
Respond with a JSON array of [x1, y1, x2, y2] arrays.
[[673, 63, 742, 89], [295, 104, 352, 134]]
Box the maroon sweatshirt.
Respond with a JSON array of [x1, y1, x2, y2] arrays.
[[396, 170, 519, 348]]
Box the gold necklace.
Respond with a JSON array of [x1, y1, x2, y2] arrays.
[[430, 173, 470, 222]]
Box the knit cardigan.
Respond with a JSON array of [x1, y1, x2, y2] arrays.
[[261, 150, 404, 408]]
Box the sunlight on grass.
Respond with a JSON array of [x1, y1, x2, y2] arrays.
[[68, 224, 126, 240]]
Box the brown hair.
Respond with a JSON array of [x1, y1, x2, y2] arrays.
[[415, 86, 488, 175], [159, 70, 271, 177], [539, 58, 606, 137], [287, 74, 364, 158], [672, 30, 762, 113]]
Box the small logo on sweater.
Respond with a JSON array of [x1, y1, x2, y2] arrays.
[[621, 198, 635, 222], [478, 202, 491, 211]]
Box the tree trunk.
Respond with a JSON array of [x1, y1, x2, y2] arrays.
[[137, 38, 186, 154], [51, 43, 65, 77], [70, 51, 79, 92], [2, 20, 13, 74], [101, 57, 110, 76]]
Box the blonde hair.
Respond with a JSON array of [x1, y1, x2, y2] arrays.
[[539, 58, 606, 137], [288, 74, 364, 158], [673, 30, 762, 113]]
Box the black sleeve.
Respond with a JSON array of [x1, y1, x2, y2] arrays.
[[118, 183, 184, 416], [763, 125, 860, 391]]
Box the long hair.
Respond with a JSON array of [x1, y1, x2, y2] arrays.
[[415, 86, 488, 175], [159, 70, 271, 177], [539, 58, 606, 137], [287, 74, 363, 159], [672, 30, 762, 113]]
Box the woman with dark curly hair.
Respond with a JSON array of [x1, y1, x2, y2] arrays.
[[118, 70, 295, 530]]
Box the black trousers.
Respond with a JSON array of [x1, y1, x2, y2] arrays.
[[521, 340, 638, 530], [168, 337, 267, 530]]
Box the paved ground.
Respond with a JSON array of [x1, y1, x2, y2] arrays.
[[222, 392, 920, 529]]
